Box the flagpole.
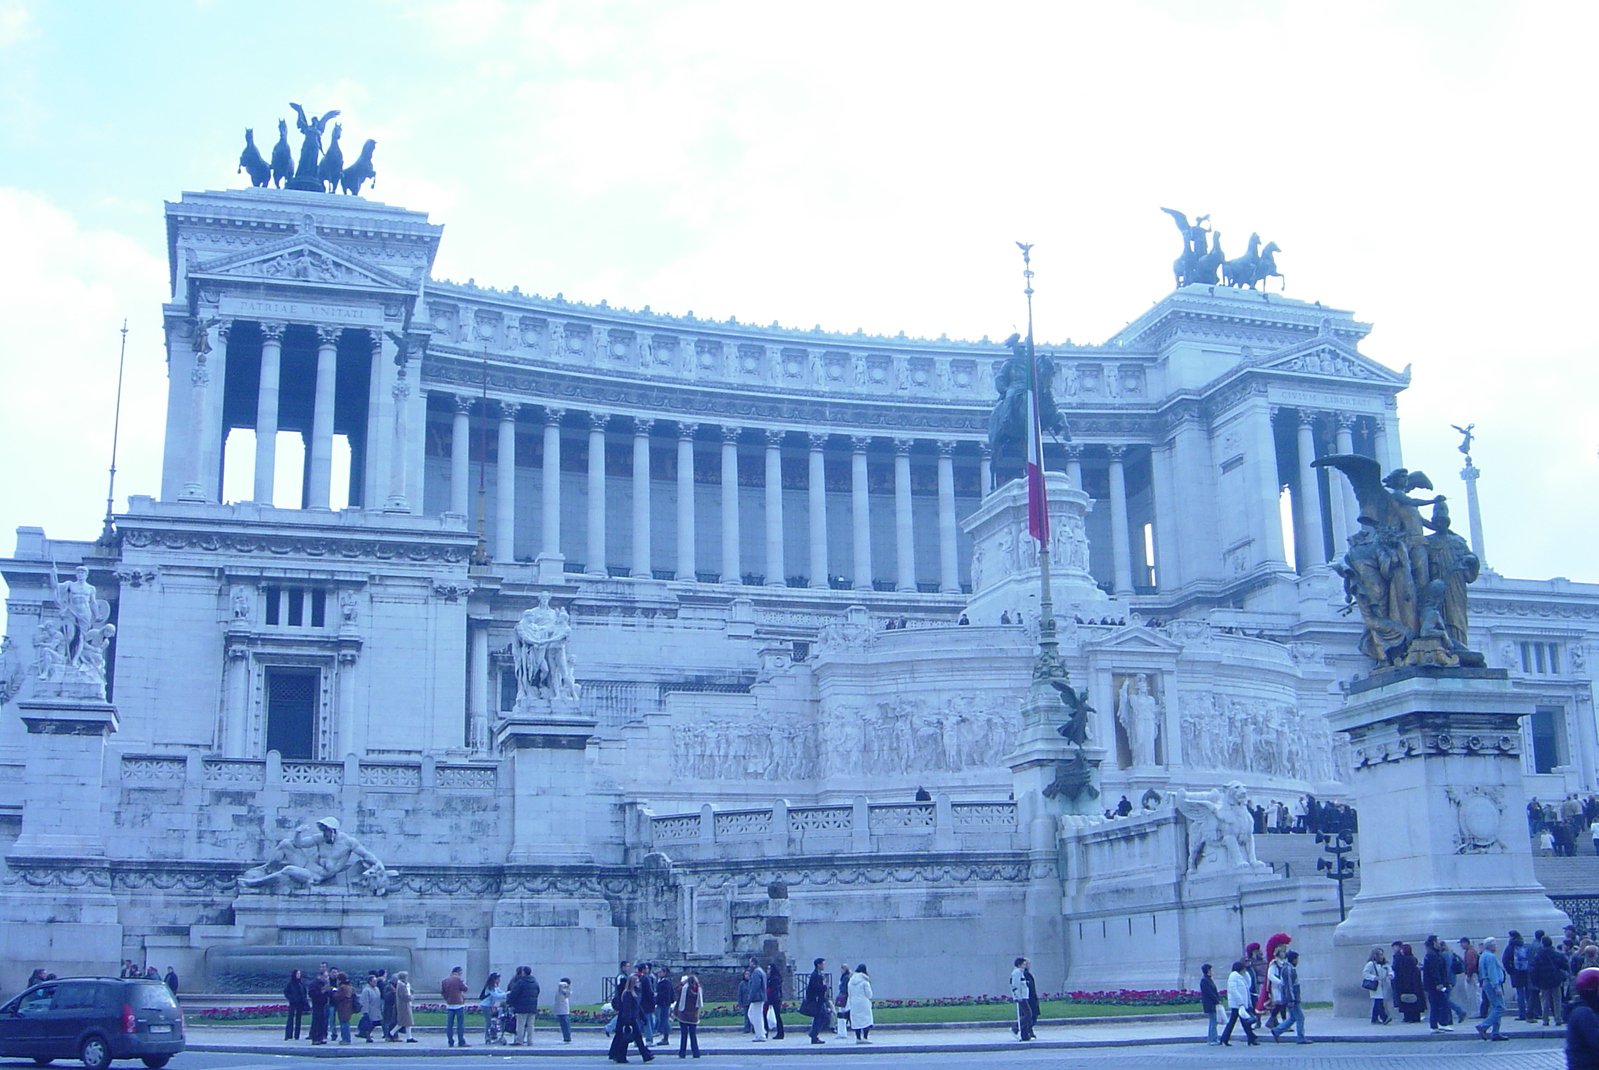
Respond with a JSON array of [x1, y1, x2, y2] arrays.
[[1017, 243, 1064, 687], [97, 319, 130, 547]]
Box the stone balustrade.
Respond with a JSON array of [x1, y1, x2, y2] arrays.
[[120, 752, 496, 794], [642, 796, 1021, 860]]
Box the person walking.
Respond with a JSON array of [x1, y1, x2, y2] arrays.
[[1024, 959, 1040, 1036], [441, 965, 469, 1048], [380, 971, 398, 1040], [745, 957, 768, 1041], [607, 962, 632, 1039], [1534, 934, 1571, 1026], [553, 978, 573, 1043], [1012, 957, 1036, 1041], [394, 972, 415, 1043], [1363, 948, 1393, 1024], [1393, 943, 1426, 1023], [654, 967, 674, 1046], [1566, 967, 1599, 1068], [1508, 930, 1533, 1021], [307, 971, 330, 1045], [164, 967, 179, 993], [507, 966, 540, 1045], [1269, 950, 1309, 1044], [1423, 935, 1455, 1032], [835, 964, 852, 1038], [1219, 961, 1259, 1046], [1460, 937, 1482, 1017], [673, 974, 702, 1059], [606, 975, 653, 1064], [847, 964, 874, 1043], [480, 972, 507, 1044], [1199, 963, 1220, 1045], [802, 958, 830, 1044], [283, 969, 309, 1041], [357, 975, 383, 1041], [635, 964, 658, 1042], [765, 960, 786, 1040], [1476, 936, 1510, 1040]]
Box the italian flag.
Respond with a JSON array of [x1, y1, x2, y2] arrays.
[[1025, 337, 1049, 544]]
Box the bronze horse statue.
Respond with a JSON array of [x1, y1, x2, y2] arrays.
[[269, 119, 294, 189], [1223, 233, 1284, 291], [317, 123, 345, 192], [1254, 241, 1283, 290], [238, 129, 271, 188], [340, 140, 377, 195], [986, 334, 1069, 486], [1191, 231, 1224, 285]]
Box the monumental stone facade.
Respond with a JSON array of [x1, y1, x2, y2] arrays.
[[1, 185, 1595, 999]]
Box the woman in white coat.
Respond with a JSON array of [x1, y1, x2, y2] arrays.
[[846, 964, 874, 1043], [1219, 960, 1259, 1046]]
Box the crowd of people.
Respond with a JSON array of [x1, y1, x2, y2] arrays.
[[1530, 795, 1599, 856], [1250, 794, 1358, 836]]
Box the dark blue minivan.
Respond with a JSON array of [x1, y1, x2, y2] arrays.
[[0, 977, 183, 1069]]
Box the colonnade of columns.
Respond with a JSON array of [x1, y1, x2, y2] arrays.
[[1283, 405, 1389, 569]]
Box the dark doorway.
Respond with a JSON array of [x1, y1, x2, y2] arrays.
[[265, 668, 320, 759]]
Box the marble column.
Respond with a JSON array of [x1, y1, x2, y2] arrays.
[[851, 436, 873, 590], [306, 326, 340, 509], [1371, 420, 1392, 473], [676, 423, 698, 581], [1253, 405, 1287, 567], [450, 396, 472, 517], [936, 440, 959, 593], [224, 644, 251, 755], [586, 413, 609, 576], [721, 426, 742, 583], [1149, 442, 1179, 591], [1064, 443, 1083, 489], [764, 430, 785, 586], [495, 402, 519, 562], [1295, 409, 1326, 566], [252, 321, 284, 503], [470, 622, 490, 754], [978, 446, 992, 496], [382, 362, 411, 512], [807, 433, 828, 589], [179, 319, 221, 503], [893, 438, 916, 592], [540, 408, 564, 558], [1107, 446, 1134, 595], [1462, 459, 1487, 564], [1334, 412, 1359, 540], [632, 418, 654, 579]]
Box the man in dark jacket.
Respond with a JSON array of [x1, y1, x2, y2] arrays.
[[1506, 931, 1532, 1021], [653, 967, 673, 1046], [380, 971, 397, 1040], [802, 958, 830, 1044], [1531, 935, 1569, 1026], [308, 973, 330, 1045], [1568, 967, 1599, 1070], [507, 966, 540, 1045], [1422, 935, 1454, 1032]]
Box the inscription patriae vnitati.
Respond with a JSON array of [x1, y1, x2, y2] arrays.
[[218, 296, 385, 326]]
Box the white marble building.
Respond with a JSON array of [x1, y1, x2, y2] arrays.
[[0, 185, 1594, 997]]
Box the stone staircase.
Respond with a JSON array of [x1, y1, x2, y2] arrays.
[[1253, 832, 1363, 897]]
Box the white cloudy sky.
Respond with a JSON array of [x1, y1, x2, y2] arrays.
[[0, 0, 1594, 598]]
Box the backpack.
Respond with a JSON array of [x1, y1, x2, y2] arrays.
[[1450, 952, 1464, 976], [1513, 945, 1531, 974]]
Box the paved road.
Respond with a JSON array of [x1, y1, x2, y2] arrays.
[[0, 1040, 1564, 1069]]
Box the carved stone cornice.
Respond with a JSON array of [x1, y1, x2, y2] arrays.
[[120, 525, 475, 565]]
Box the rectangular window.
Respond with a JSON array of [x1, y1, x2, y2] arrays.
[[265, 668, 319, 759], [311, 589, 326, 628], [265, 586, 280, 626], [1535, 644, 1547, 674], [1530, 707, 1565, 774], [287, 589, 304, 627], [1521, 642, 1532, 673]]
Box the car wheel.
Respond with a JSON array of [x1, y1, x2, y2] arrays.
[[141, 1058, 171, 1070], [78, 1035, 111, 1070]]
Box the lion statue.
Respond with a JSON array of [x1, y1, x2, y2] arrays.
[[1173, 781, 1261, 872]]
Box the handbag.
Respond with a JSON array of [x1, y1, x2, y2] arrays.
[[1398, 992, 1419, 1005], [1362, 978, 1379, 991]]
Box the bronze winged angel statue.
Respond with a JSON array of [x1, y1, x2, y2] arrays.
[[1313, 454, 1483, 669]]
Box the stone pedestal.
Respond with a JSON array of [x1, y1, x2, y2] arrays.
[[200, 887, 410, 990], [10, 696, 119, 858], [497, 712, 601, 864], [534, 552, 567, 586], [1328, 668, 1567, 1016], [962, 472, 1110, 626]]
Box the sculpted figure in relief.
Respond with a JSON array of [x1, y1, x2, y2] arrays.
[[238, 816, 391, 895]]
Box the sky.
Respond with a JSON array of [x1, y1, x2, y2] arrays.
[[1, 0, 1595, 602]]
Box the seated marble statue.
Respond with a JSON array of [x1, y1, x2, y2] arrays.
[[238, 816, 391, 895]]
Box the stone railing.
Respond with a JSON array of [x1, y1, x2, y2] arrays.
[[120, 753, 498, 796], [641, 796, 1022, 860]]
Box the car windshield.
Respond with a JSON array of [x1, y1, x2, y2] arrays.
[[129, 983, 179, 1010]]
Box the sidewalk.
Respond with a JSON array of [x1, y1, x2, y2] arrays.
[[184, 1013, 1566, 1057]]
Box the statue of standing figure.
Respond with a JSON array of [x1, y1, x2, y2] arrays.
[[1116, 673, 1162, 767], [512, 592, 580, 705], [288, 103, 340, 189], [1161, 208, 1224, 287]]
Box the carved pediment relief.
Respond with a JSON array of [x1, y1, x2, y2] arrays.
[[1260, 339, 1408, 385], [191, 235, 413, 294]]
